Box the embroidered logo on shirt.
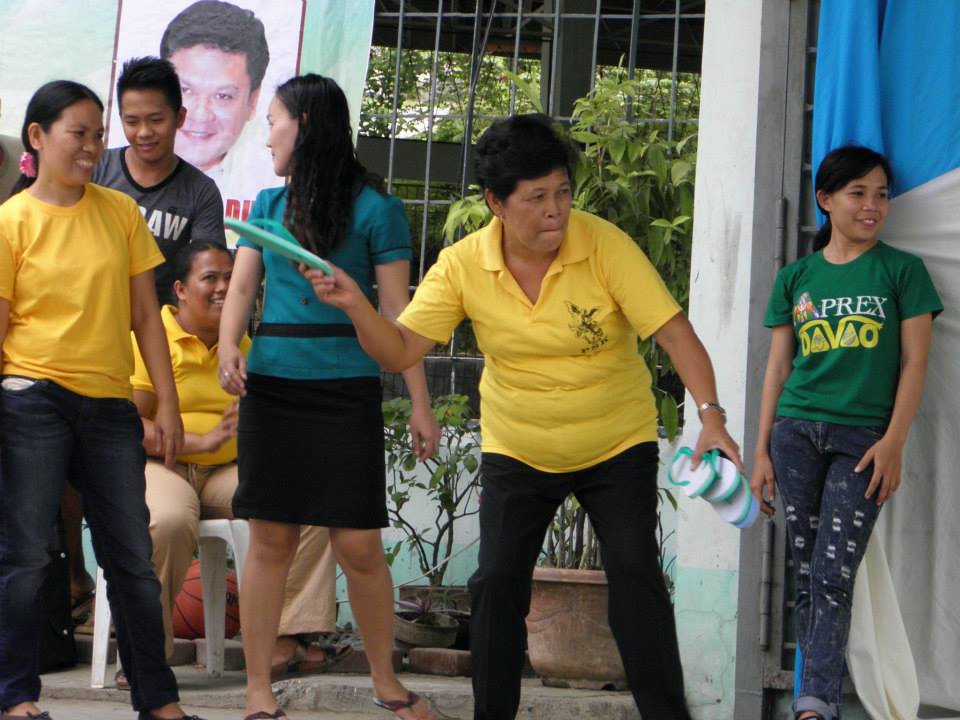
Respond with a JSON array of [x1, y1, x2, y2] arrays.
[[564, 301, 609, 354]]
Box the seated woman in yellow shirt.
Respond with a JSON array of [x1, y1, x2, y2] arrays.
[[130, 241, 344, 683]]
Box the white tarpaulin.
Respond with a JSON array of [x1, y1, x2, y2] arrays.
[[864, 171, 960, 715], [813, 2, 960, 713]]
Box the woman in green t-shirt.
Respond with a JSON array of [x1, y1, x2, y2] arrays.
[[751, 146, 942, 720]]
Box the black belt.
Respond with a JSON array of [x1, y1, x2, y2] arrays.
[[255, 323, 357, 338]]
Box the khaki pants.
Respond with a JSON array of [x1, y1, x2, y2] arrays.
[[145, 460, 337, 657]]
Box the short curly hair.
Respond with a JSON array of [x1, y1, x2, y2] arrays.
[[474, 113, 580, 200]]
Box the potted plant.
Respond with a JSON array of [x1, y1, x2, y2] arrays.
[[393, 594, 459, 650], [383, 393, 481, 646], [442, 66, 692, 689]]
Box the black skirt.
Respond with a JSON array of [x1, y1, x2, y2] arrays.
[[233, 372, 388, 528]]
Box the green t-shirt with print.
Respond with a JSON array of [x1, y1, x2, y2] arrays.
[[764, 242, 942, 426]]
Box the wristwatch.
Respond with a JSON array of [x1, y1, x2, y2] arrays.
[[697, 401, 727, 422]]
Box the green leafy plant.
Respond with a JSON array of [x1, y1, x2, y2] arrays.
[[542, 488, 677, 597], [383, 394, 481, 587]]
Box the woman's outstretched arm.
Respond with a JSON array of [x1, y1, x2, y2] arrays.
[[301, 262, 434, 372]]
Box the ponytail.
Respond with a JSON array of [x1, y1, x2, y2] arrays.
[[812, 217, 832, 252], [9, 150, 37, 196]]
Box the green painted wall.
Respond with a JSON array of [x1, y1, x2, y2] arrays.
[[675, 565, 739, 720]]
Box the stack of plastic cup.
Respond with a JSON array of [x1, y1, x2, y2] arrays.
[[667, 445, 759, 529]]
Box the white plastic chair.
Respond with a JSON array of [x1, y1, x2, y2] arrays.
[[90, 518, 249, 687]]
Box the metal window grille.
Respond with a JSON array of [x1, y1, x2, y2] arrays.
[[358, 1, 704, 406]]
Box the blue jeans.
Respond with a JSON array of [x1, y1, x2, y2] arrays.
[[0, 379, 179, 712], [770, 418, 884, 720]]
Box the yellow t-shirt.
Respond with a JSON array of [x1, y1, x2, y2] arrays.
[[398, 209, 681, 472], [131, 304, 252, 466], [0, 185, 164, 398]]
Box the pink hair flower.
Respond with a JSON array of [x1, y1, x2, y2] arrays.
[[18, 151, 36, 178]]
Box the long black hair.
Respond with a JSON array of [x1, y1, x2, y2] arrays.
[[11, 80, 103, 196], [275, 73, 381, 257], [813, 145, 893, 252]]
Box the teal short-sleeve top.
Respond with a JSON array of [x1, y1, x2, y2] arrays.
[[237, 185, 412, 379]]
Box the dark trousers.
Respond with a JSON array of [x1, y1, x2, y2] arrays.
[[771, 418, 883, 720], [469, 443, 690, 720], [0, 379, 179, 712]]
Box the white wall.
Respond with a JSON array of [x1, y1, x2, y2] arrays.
[[676, 0, 764, 716]]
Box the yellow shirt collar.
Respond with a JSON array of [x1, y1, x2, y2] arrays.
[[160, 304, 204, 346], [475, 209, 598, 272]]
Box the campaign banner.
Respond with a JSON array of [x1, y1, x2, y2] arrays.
[[0, 0, 374, 228], [107, 0, 306, 223]]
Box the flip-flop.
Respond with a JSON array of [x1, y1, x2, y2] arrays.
[[242, 712, 287, 720], [373, 690, 434, 719], [114, 668, 130, 691], [2, 713, 54, 719]]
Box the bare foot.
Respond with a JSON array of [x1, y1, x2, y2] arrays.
[[245, 687, 282, 720], [142, 702, 191, 719], [372, 682, 436, 720], [271, 635, 301, 669], [4, 701, 44, 718]]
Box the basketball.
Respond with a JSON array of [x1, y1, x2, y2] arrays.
[[172, 559, 241, 639]]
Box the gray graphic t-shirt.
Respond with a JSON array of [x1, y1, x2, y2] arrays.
[[93, 147, 225, 304]]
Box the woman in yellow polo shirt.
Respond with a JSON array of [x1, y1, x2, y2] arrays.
[[302, 114, 744, 720], [130, 241, 345, 682]]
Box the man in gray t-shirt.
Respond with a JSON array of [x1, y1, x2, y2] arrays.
[[93, 56, 225, 305]]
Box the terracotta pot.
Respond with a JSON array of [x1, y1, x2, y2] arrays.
[[525, 567, 627, 690], [394, 610, 459, 650]]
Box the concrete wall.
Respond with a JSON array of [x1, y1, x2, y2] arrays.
[[677, 0, 764, 717]]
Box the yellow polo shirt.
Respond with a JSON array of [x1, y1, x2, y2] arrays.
[[0, 185, 163, 398], [131, 304, 252, 466], [398, 209, 681, 472]]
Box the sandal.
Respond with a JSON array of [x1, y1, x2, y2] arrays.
[[243, 712, 287, 720], [372, 690, 434, 719], [2, 713, 53, 719], [269, 638, 353, 680], [114, 668, 130, 691], [70, 589, 95, 624]]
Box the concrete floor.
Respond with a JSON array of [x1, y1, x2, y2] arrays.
[[38, 698, 375, 720], [38, 664, 641, 720]]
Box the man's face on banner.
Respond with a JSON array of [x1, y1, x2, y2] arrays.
[[169, 45, 260, 171]]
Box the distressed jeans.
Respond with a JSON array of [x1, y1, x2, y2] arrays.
[[771, 417, 884, 720]]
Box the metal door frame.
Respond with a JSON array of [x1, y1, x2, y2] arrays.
[[734, 0, 818, 717]]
